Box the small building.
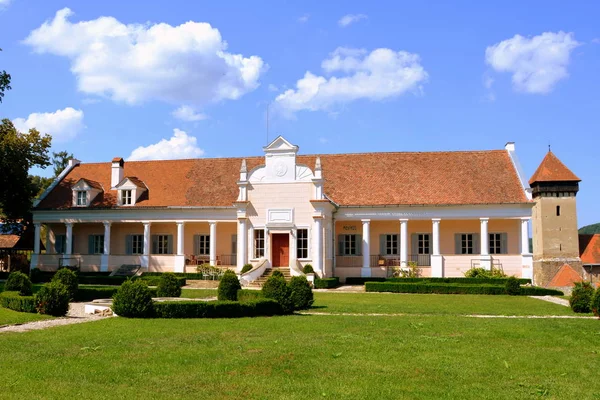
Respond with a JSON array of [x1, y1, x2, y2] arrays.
[[31, 136, 537, 282]]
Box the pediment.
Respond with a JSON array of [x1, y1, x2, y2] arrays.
[[263, 136, 298, 154]]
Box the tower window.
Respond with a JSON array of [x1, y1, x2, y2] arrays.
[[556, 206, 561, 216]]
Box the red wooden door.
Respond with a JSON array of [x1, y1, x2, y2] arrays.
[[271, 234, 289, 267]]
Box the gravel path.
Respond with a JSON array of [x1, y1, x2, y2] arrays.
[[0, 303, 111, 334], [529, 295, 570, 307]]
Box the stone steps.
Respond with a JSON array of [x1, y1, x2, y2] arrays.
[[247, 267, 291, 287]]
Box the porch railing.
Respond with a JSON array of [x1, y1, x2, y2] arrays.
[[219, 254, 237, 266], [372, 254, 431, 267]]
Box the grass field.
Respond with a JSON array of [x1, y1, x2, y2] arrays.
[[0, 307, 52, 326]]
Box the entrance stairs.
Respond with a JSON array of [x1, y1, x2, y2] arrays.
[[247, 267, 291, 288]]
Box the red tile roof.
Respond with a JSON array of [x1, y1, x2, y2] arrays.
[[579, 234, 600, 265], [76, 178, 104, 191], [0, 235, 20, 249], [35, 149, 529, 209], [547, 264, 582, 287], [529, 151, 580, 185]]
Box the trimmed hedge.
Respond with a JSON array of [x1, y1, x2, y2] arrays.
[[142, 272, 206, 280], [218, 270, 241, 301], [35, 282, 70, 316], [52, 268, 78, 300], [74, 286, 158, 302], [387, 277, 532, 285], [365, 282, 563, 296], [0, 291, 36, 313], [153, 299, 284, 319], [156, 273, 182, 297], [314, 277, 340, 289], [5, 271, 33, 296], [112, 280, 155, 318], [140, 276, 186, 287], [237, 289, 263, 302], [345, 277, 387, 285]]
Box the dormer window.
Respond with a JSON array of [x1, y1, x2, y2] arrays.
[[76, 190, 87, 206], [122, 190, 133, 205]]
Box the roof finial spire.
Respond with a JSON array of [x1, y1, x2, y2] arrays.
[[240, 159, 247, 173], [315, 156, 322, 171], [548, 144, 551, 152]]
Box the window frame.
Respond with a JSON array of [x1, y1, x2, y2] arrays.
[[156, 234, 171, 255], [417, 233, 431, 255], [131, 234, 143, 255], [91, 234, 104, 255], [384, 234, 398, 256], [122, 189, 133, 206], [76, 190, 87, 206], [461, 233, 474, 255], [254, 229, 265, 259], [297, 228, 309, 259], [343, 234, 358, 256], [196, 234, 210, 256]]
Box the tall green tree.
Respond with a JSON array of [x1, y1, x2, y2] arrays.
[[51, 150, 74, 177], [0, 48, 11, 103], [0, 119, 52, 220]]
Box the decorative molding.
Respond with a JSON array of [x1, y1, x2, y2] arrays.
[[336, 204, 533, 220], [33, 208, 237, 224], [267, 208, 293, 224]]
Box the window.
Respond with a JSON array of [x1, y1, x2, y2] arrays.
[[154, 235, 172, 255], [297, 229, 308, 259], [556, 205, 561, 216], [194, 234, 210, 255], [89, 235, 104, 254], [254, 229, 265, 258], [122, 190, 133, 205], [384, 234, 398, 255], [129, 234, 143, 255], [417, 234, 430, 254], [55, 234, 66, 254], [76, 190, 87, 206], [343, 234, 357, 256], [461, 233, 474, 254], [489, 233, 502, 254]]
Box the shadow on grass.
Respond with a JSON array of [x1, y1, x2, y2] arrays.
[[309, 305, 328, 310]]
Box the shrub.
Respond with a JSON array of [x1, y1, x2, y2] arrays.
[[217, 270, 241, 301], [52, 268, 78, 300], [505, 276, 520, 296], [156, 272, 182, 297], [271, 270, 284, 278], [153, 299, 284, 319], [570, 282, 594, 313], [464, 267, 507, 279], [490, 268, 508, 278], [30, 268, 43, 283], [35, 282, 70, 316], [0, 291, 36, 313], [314, 277, 339, 289], [289, 276, 314, 310], [241, 264, 253, 274], [112, 280, 155, 318], [4, 271, 33, 296], [302, 264, 314, 274], [386, 277, 531, 285], [591, 287, 600, 318], [262, 275, 294, 314]]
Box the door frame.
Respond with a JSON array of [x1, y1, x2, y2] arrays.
[[270, 233, 290, 267]]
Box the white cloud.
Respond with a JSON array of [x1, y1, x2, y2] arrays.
[[268, 84, 279, 92], [171, 105, 207, 122], [485, 31, 580, 94], [298, 14, 310, 23], [13, 107, 84, 141], [275, 47, 428, 114], [24, 8, 266, 105], [338, 14, 367, 27], [0, 0, 10, 8], [127, 129, 204, 161], [319, 137, 329, 144]]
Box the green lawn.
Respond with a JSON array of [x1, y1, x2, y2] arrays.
[[180, 288, 218, 298], [0, 307, 52, 326]]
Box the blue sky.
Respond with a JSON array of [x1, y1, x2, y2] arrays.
[[1, 1, 599, 226]]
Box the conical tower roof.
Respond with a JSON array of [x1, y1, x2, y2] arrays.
[[529, 151, 580, 185]]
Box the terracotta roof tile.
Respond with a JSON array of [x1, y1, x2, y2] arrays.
[[547, 264, 582, 287], [579, 234, 600, 265], [36, 149, 529, 209], [77, 178, 103, 191], [529, 151, 580, 185], [0, 235, 20, 249]]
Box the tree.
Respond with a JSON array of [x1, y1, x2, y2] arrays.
[[29, 175, 53, 198], [0, 119, 52, 220], [51, 150, 74, 177], [0, 48, 11, 103], [579, 223, 600, 235]]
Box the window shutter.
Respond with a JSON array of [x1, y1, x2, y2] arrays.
[[356, 234, 362, 256], [379, 234, 386, 256], [193, 234, 199, 255], [125, 235, 133, 255], [501, 233, 508, 254], [167, 235, 174, 254], [231, 234, 237, 255], [152, 235, 158, 254], [337, 235, 345, 256], [88, 235, 94, 255], [473, 233, 481, 254], [411, 234, 418, 256], [455, 234, 461, 255]]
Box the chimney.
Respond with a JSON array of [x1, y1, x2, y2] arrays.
[[111, 157, 124, 189], [240, 159, 248, 181], [68, 158, 81, 167], [505, 142, 515, 152]]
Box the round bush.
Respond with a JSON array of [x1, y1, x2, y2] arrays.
[[4, 271, 33, 296], [241, 264, 253, 274], [591, 287, 600, 318], [302, 264, 314, 274], [569, 282, 594, 313], [52, 268, 78, 300], [156, 273, 182, 298], [218, 270, 241, 301], [289, 276, 314, 310], [35, 282, 70, 316], [271, 270, 284, 278], [504, 276, 520, 296], [464, 268, 489, 278], [112, 280, 155, 318], [261, 275, 294, 314]]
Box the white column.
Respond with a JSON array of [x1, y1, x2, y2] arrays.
[[400, 219, 408, 267], [480, 218, 491, 270], [209, 221, 217, 266], [314, 218, 323, 276], [142, 222, 151, 269], [521, 217, 533, 280], [174, 221, 185, 273], [361, 219, 371, 277], [237, 219, 247, 271], [65, 222, 73, 255], [101, 221, 111, 272], [431, 218, 443, 277], [31, 223, 41, 270], [290, 228, 297, 270]]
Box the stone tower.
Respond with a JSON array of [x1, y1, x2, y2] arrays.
[[530, 151, 583, 287]]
